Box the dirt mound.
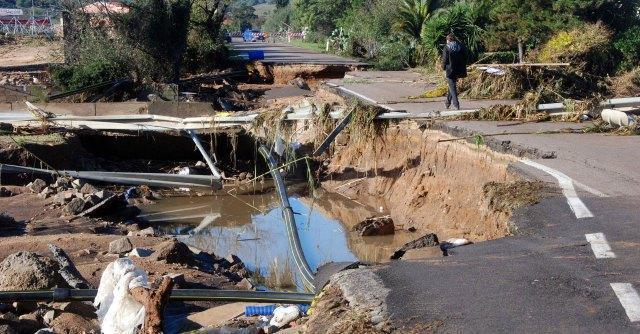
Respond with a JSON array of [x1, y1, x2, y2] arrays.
[[0, 251, 65, 290], [323, 124, 516, 242]]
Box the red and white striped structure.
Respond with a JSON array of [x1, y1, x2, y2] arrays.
[[0, 16, 53, 36]]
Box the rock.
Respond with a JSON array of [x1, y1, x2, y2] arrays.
[[17, 313, 41, 333], [0, 187, 12, 197], [0, 324, 16, 334], [50, 312, 99, 334], [226, 254, 242, 266], [0, 312, 17, 321], [79, 183, 96, 195], [128, 248, 152, 258], [164, 273, 185, 286], [151, 239, 195, 265], [64, 198, 86, 215], [390, 233, 439, 260], [93, 190, 112, 201], [34, 329, 55, 334], [53, 302, 95, 316], [288, 77, 310, 90], [353, 215, 395, 237], [43, 309, 55, 325], [128, 226, 156, 237], [55, 191, 75, 205], [235, 278, 254, 290], [12, 301, 38, 314], [108, 237, 133, 254], [52, 177, 70, 189], [0, 252, 64, 290], [38, 187, 54, 199], [71, 179, 84, 190], [29, 179, 47, 194]]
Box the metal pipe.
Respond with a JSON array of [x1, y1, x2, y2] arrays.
[[0, 164, 222, 189], [258, 146, 316, 290], [0, 288, 314, 304], [186, 130, 222, 179]]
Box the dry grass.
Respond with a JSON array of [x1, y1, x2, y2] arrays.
[[536, 22, 611, 66], [265, 258, 296, 289], [612, 67, 640, 97], [410, 84, 448, 99]]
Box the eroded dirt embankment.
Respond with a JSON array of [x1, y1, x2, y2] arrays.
[[322, 122, 518, 242]]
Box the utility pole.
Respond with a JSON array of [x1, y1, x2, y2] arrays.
[[518, 38, 524, 64]]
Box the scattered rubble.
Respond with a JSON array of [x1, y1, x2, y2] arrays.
[[390, 233, 439, 260], [352, 216, 395, 237]]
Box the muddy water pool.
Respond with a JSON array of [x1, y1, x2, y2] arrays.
[[138, 188, 419, 289]]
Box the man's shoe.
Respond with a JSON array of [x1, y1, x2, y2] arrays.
[[445, 103, 451, 110]]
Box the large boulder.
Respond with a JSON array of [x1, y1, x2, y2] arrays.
[[64, 198, 86, 215], [108, 237, 133, 255], [0, 252, 65, 290], [28, 179, 47, 194], [151, 239, 195, 265], [352, 216, 395, 237]]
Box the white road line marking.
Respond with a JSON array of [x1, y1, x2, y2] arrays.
[[327, 83, 396, 111], [585, 233, 616, 258], [611, 283, 640, 322], [573, 180, 609, 198], [520, 159, 594, 219]]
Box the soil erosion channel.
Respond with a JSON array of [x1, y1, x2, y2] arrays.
[[138, 122, 526, 291]]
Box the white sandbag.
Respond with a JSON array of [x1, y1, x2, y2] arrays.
[[94, 258, 150, 334], [269, 305, 300, 328]]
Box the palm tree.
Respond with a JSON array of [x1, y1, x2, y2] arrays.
[[394, 0, 435, 41]]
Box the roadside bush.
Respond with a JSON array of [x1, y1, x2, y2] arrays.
[[422, 1, 488, 63], [613, 26, 640, 71], [374, 41, 413, 70], [51, 57, 131, 91], [535, 22, 612, 73]]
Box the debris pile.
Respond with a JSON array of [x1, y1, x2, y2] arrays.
[[352, 215, 395, 237]]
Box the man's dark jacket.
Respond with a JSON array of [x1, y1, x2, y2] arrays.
[[442, 41, 467, 79]]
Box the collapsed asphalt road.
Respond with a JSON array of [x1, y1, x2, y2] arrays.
[[373, 123, 640, 332]]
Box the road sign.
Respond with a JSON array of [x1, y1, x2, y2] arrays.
[[0, 8, 24, 16]]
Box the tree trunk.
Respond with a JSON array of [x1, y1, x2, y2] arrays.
[[130, 276, 174, 334]]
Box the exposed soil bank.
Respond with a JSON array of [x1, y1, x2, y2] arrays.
[[322, 122, 518, 242]]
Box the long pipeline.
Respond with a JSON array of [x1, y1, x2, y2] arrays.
[[257, 146, 316, 290], [0, 288, 314, 304]]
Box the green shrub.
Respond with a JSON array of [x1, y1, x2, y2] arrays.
[[374, 41, 413, 70], [535, 22, 613, 73], [51, 58, 130, 91], [422, 2, 488, 63], [614, 26, 640, 71]]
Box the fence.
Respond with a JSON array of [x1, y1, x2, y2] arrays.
[[0, 16, 54, 36]]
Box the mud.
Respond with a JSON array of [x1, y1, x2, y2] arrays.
[[322, 121, 518, 242], [252, 63, 354, 85]]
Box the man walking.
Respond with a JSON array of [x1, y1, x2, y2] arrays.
[[442, 33, 467, 110]]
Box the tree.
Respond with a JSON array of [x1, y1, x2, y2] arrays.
[[486, 0, 579, 51], [274, 0, 289, 8], [394, 0, 437, 41], [292, 0, 353, 36], [226, 3, 258, 31]]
